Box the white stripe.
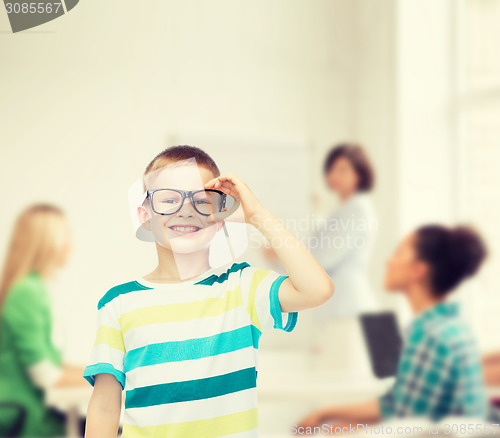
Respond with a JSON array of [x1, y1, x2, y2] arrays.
[[238, 268, 281, 332], [115, 264, 244, 313], [238, 267, 256, 304], [253, 271, 280, 331], [87, 344, 124, 371], [122, 306, 250, 349], [122, 387, 258, 427], [125, 346, 256, 390], [117, 281, 240, 315], [96, 304, 122, 330]]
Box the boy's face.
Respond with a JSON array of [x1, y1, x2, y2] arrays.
[[138, 162, 223, 254]]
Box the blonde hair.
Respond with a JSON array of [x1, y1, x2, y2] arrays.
[[0, 204, 67, 311]]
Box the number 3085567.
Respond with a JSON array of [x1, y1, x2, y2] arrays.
[[5, 3, 63, 14]]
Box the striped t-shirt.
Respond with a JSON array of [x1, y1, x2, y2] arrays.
[[83, 261, 298, 438]]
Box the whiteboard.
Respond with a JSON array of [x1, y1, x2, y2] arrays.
[[169, 133, 312, 226]]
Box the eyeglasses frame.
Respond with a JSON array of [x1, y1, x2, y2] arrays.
[[144, 188, 227, 216]]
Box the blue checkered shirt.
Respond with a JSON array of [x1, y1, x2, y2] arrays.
[[379, 302, 488, 421]]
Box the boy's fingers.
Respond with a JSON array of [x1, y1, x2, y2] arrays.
[[215, 184, 239, 199], [219, 182, 241, 199], [217, 174, 239, 184], [211, 185, 231, 196], [204, 177, 240, 197], [205, 173, 243, 188], [204, 178, 218, 188], [207, 200, 242, 223], [213, 173, 240, 184], [204, 174, 245, 200]]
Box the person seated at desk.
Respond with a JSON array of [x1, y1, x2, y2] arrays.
[[298, 224, 488, 430], [0, 204, 87, 437]]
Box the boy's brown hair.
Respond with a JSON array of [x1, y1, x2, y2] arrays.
[[144, 145, 220, 179]]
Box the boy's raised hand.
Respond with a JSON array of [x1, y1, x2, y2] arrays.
[[204, 173, 264, 223], [206, 172, 334, 313]]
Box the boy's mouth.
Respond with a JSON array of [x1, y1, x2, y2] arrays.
[[168, 225, 202, 236]]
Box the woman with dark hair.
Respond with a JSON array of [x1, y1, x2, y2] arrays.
[[311, 143, 378, 320], [298, 224, 488, 428], [307, 143, 379, 374]]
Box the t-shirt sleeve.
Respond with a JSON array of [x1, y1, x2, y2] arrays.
[[3, 284, 61, 368], [239, 265, 298, 332], [83, 301, 126, 390]]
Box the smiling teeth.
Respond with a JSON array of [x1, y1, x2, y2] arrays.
[[171, 226, 200, 232]]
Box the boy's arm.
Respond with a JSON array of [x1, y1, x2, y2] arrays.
[[250, 207, 334, 312], [205, 173, 334, 313], [85, 374, 122, 438]]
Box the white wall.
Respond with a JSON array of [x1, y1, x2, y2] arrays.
[[346, 0, 460, 322], [350, 0, 399, 310], [396, 0, 456, 232], [0, 0, 360, 363], [0, 0, 466, 362]]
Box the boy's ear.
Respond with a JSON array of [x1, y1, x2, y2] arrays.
[[137, 205, 152, 230], [136, 205, 156, 242]]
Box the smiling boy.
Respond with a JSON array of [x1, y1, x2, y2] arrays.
[[83, 145, 334, 438]]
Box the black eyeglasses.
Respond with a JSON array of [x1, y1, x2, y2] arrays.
[[145, 189, 226, 216]]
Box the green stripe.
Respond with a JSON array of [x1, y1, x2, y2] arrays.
[[269, 275, 298, 332], [125, 367, 257, 409], [123, 325, 259, 372], [195, 262, 250, 286], [83, 363, 126, 389], [98, 281, 152, 309]]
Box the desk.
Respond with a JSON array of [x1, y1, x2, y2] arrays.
[[258, 370, 394, 402], [46, 377, 494, 437], [44, 373, 389, 437], [257, 370, 394, 436], [487, 386, 500, 398]]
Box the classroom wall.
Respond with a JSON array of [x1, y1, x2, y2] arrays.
[[0, 0, 366, 363], [1, 0, 474, 362]]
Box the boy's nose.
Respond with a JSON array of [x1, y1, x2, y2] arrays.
[[177, 198, 196, 217]]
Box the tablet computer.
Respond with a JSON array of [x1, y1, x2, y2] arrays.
[[360, 312, 402, 378]]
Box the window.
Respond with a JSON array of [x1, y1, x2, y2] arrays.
[[456, 0, 500, 350]]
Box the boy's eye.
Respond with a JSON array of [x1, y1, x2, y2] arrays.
[[162, 199, 179, 204]]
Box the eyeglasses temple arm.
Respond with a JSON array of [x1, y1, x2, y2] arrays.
[[222, 221, 236, 260]]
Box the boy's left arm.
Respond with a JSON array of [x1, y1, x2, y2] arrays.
[[205, 173, 334, 313]]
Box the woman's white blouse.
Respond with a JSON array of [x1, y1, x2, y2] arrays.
[[310, 192, 379, 320]]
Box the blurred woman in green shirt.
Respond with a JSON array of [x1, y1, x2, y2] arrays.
[[0, 204, 87, 436]]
